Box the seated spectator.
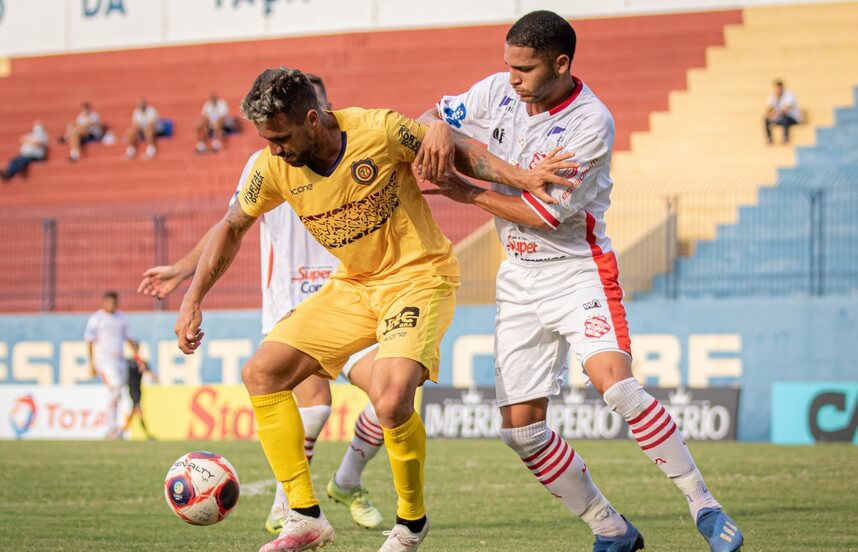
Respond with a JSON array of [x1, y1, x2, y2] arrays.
[[1, 120, 49, 182], [765, 79, 802, 144], [124, 97, 164, 160], [63, 101, 107, 162], [195, 92, 236, 154]]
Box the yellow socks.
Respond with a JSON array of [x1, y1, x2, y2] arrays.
[[250, 390, 318, 509], [383, 411, 427, 520]]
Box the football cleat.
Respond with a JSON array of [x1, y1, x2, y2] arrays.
[[259, 510, 334, 552], [326, 476, 383, 529], [264, 505, 287, 535], [592, 516, 645, 552], [378, 518, 429, 552], [696, 507, 743, 552]]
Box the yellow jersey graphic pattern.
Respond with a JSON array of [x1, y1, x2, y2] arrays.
[[238, 108, 458, 283]]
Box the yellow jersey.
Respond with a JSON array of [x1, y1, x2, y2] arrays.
[[238, 108, 459, 283]]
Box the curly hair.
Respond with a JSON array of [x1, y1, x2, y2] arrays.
[[240, 67, 319, 124], [506, 11, 576, 63]]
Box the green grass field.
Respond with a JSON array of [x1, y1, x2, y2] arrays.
[[1, 439, 856, 551]]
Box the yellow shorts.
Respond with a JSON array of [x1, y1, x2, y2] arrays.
[[264, 274, 458, 382]]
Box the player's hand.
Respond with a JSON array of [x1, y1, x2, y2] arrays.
[[520, 147, 580, 204], [136, 357, 147, 374], [88, 361, 98, 379], [413, 121, 455, 183], [175, 300, 205, 354], [137, 265, 183, 299]]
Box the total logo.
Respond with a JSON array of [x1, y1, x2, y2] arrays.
[[292, 265, 334, 294], [9, 395, 37, 439]]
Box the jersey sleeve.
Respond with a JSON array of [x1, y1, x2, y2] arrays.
[[121, 317, 134, 342], [236, 149, 285, 217], [230, 150, 264, 208], [385, 111, 427, 164], [520, 132, 610, 229], [436, 73, 504, 143], [83, 314, 98, 343]]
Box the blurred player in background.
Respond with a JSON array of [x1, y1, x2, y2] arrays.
[[139, 74, 386, 534], [195, 92, 237, 154], [84, 291, 145, 439], [417, 10, 743, 552], [120, 356, 157, 439]]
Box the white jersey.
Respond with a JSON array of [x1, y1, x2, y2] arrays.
[[231, 150, 339, 335], [767, 90, 801, 122], [438, 73, 616, 266], [84, 309, 133, 365], [202, 99, 230, 125]]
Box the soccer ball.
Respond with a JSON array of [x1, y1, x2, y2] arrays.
[[163, 451, 240, 525]]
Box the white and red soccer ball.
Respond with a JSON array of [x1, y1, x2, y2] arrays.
[[164, 451, 240, 525]]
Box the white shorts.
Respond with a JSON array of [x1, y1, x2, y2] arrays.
[[342, 344, 380, 381], [494, 257, 631, 407], [98, 358, 127, 391]]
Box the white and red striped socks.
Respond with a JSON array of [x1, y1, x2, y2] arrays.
[[603, 378, 720, 520], [334, 402, 384, 490], [500, 421, 627, 537]]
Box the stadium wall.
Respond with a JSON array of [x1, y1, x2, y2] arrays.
[[0, 0, 850, 57], [1, 297, 856, 442]]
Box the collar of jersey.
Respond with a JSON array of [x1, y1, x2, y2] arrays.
[[525, 76, 583, 120], [311, 131, 347, 177]]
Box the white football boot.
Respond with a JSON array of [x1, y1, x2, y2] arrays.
[[259, 510, 335, 552], [378, 518, 429, 552]]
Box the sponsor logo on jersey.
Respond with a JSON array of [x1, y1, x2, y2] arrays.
[[443, 103, 467, 128], [292, 266, 333, 294], [397, 125, 421, 153], [498, 95, 514, 109], [289, 182, 314, 195], [383, 307, 420, 334], [560, 158, 598, 199], [547, 125, 565, 136], [506, 236, 538, 256], [528, 151, 547, 170], [350, 158, 378, 185], [584, 314, 611, 338], [242, 170, 263, 204], [492, 128, 505, 144], [583, 299, 601, 310]]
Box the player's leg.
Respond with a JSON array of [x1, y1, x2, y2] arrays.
[[328, 346, 384, 529], [493, 262, 641, 550], [370, 275, 457, 551], [101, 361, 125, 439], [195, 119, 208, 153], [265, 375, 332, 534], [572, 253, 742, 551]]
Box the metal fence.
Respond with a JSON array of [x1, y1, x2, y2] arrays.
[[0, 188, 856, 313]]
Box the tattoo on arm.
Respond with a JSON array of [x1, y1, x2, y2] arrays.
[[208, 255, 230, 283], [455, 143, 503, 183]]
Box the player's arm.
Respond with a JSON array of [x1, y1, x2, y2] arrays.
[[137, 222, 219, 299], [424, 174, 550, 230], [415, 108, 577, 205], [84, 317, 98, 377], [86, 341, 97, 377], [175, 201, 258, 354]]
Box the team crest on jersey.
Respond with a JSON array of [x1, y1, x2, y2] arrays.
[[383, 307, 420, 334], [443, 103, 467, 128], [350, 158, 378, 185], [584, 315, 611, 338]]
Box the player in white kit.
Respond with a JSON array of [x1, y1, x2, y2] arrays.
[[415, 11, 743, 552], [138, 75, 386, 533], [84, 291, 144, 439]]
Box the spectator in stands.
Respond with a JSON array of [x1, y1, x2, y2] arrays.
[[124, 97, 163, 160], [195, 92, 236, 154], [63, 101, 107, 162], [765, 79, 801, 144], [0, 120, 49, 182]]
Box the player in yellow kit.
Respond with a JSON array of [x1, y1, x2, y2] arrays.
[[173, 67, 460, 552]]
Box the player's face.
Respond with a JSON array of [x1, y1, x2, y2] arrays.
[[504, 44, 566, 104], [103, 296, 117, 313], [256, 111, 317, 167]]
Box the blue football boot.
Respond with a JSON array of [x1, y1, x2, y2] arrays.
[[696, 507, 743, 551], [592, 516, 645, 552]]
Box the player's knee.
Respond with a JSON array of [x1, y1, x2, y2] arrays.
[[585, 351, 633, 395], [602, 377, 651, 419], [370, 393, 413, 428]]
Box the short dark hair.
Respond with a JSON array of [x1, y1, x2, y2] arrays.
[[774, 79, 784, 87], [103, 291, 118, 300], [241, 67, 319, 124], [506, 10, 576, 63]]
